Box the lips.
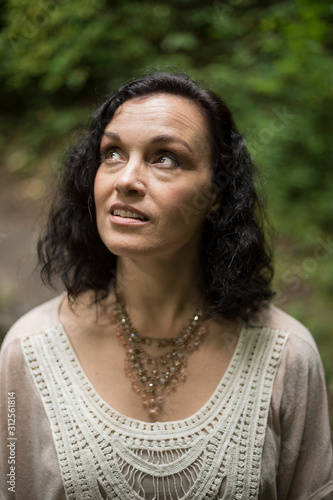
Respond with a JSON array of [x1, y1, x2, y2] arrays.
[[110, 204, 149, 222], [113, 208, 146, 220]]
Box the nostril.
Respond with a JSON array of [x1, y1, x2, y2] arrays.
[[114, 179, 146, 196]]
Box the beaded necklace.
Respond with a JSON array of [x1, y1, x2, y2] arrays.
[[114, 299, 207, 418]]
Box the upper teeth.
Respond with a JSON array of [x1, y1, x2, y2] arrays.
[[113, 209, 146, 220]]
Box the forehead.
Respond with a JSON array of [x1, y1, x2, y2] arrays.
[[104, 93, 210, 147]]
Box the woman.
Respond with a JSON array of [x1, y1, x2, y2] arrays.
[[0, 72, 332, 499]]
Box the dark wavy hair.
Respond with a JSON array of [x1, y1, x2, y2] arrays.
[[38, 71, 275, 321]]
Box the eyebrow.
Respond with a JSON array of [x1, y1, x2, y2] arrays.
[[101, 131, 193, 154], [102, 131, 121, 142], [150, 134, 193, 154]]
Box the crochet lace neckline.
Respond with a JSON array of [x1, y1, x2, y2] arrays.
[[59, 322, 246, 430], [22, 320, 288, 499]]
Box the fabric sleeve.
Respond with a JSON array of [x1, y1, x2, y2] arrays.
[[0, 338, 66, 500], [275, 334, 333, 499]]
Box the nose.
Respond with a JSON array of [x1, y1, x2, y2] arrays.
[[115, 156, 146, 197]]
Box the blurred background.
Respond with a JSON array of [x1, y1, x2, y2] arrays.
[[0, 0, 332, 430]]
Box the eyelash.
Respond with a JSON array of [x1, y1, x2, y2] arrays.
[[101, 148, 180, 167], [102, 148, 121, 161], [155, 152, 180, 167]]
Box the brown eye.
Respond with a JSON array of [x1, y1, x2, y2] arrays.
[[156, 154, 179, 167], [105, 150, 122, 160]]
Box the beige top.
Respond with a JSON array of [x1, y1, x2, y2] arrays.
[[0, 295, 333, 500]]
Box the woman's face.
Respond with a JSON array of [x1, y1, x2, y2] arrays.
[[94, 93, 215, 260]]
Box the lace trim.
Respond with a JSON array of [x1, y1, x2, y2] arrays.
[[22, 324, 288, 500]]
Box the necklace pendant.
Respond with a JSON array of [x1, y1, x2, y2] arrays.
[[114, 297, 207, 418], [148, 398, 160, 416]]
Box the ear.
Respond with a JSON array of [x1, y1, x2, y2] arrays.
[[208, 192, 220, 213]]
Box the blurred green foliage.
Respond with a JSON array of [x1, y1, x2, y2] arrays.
[[0, 0, 332, 393]]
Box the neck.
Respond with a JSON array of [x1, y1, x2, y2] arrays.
[[115, 252, 205, 338]]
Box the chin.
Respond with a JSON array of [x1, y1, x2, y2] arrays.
[[106, 242, 156, 258]]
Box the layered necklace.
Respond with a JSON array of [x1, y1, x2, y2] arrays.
[[113, 298, 207, 418]]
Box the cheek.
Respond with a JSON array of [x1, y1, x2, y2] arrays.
[[93, 172, 112, 233], [178, 179, 214, 217], [94, 170, 108, 210], [164, 181, 212, 229]]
